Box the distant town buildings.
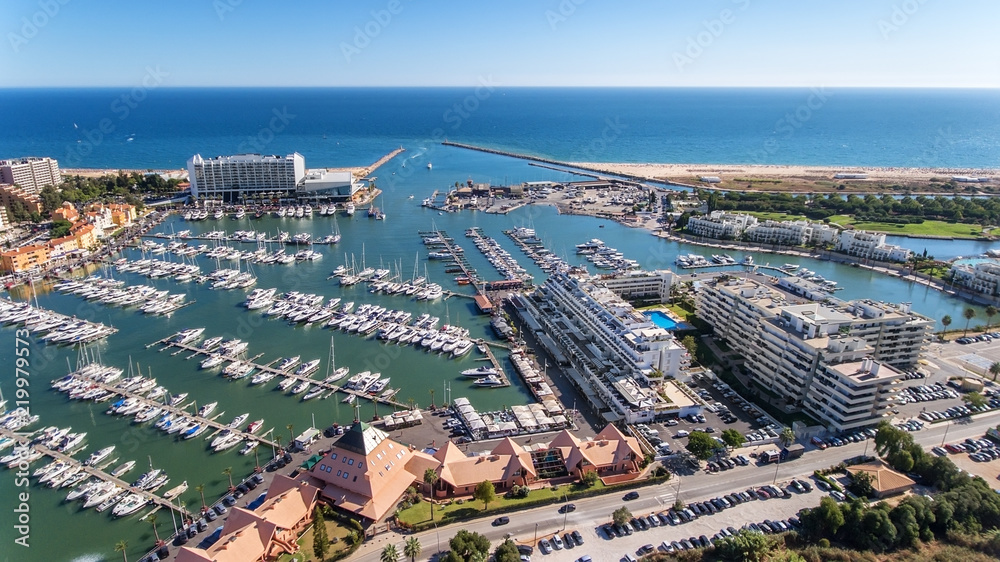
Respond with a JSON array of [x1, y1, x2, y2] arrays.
[[1, 244, 50, 274], [696, 275, 932, 431], [0, 157, 61, 194], [0, 183, 44, 217], [187, 153, 361, 202], [684, 211, 914, 263]]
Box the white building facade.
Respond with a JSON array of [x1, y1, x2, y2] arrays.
[[950, 259, 1000, 299], [836, 230, 913, 262], [0, 157, 61, 194], [187, 153, 305, 201], [686, 211, 758, 240]]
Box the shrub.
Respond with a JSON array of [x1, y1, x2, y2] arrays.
[[818, 539, 830, 548]]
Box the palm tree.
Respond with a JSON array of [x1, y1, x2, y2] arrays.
[[114, 540, 128, 562], [963, 307, 977, 336], [380, 543, 399, 562], [403, 536, 421, 562], [149, 513, 161, 545], [286, 423, 294, 446], [429, 389, 435, 408], [985, 305, 997, 330], [941, 314, 952, 333], [779, 427, 795, 449], [196, 483, 207, 513], [990, 361, 1000, 383], [222, 467, 234, 491], [423, 468, 439, 521]]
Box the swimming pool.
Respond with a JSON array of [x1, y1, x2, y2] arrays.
[[645, 311, 678, 330]]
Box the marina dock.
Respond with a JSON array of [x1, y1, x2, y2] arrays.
[[152, 339, 410, 410], [420, 229, 485, 292], [0, 427, 194, 519]]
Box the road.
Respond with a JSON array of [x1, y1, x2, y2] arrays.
[[348, 409, 1000, 562]]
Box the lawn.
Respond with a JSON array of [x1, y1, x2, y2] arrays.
[[275, 519, 353, 562], [397, 481, 604, 526], [826, 215, 985, 238], [746, 212, 808, 222]]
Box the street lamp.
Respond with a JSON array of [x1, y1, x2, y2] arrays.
[[533, 522, 538, 546], [434, 522, 441, 554]]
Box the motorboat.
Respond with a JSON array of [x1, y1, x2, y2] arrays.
[[200, 354, 225, 369], [198, 402, 218, 417], [462, 366, 498, 378], [294, 359, 321, 377], [239, 441, 259, 455], [290, 380, 311, 395], [227, 413, 249, 428], [110, 460, 136, 478], [275, 356, 300, 372], [245, 419, 264, 434], [162, 480, 188, 500], [302, 386, 325, 401], [474, 374, 504, 387], [83, 445, 116, 466], [112, 493, 150, 517]]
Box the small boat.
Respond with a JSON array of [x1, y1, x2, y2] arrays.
[[294, 359, 321, 377], [227, 413, 249, 428], [110, 460, 136, 478], [277, 377, 296, 391], [239, 441, 259, 455], [275, 356, 301, 372], [342, 393, 356, 404], [198, 402, 218, 417], [200, 354, 225, 369], [290, 380, 311, 395], [302, 386, 325, 401], [168, 393, 188, 406], [474, 374, 504, 387], [245, 419, 264, 434], [162, 480, 188, 500], [112, 493, 150, 517], [462, 365, 498, 378], [83, 445, 116, 466]]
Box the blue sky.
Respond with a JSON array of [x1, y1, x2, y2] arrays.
[[3, 0, 998, 87]]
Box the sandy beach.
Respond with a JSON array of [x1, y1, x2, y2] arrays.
[[568, 162, 997, 192]]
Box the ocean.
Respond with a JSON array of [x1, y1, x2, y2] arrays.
[[1, 88, 998, 170], [0, 87, 999, 561]]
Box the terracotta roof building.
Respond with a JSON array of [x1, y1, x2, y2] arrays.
[[176, 474, 319, 562], [303, 421, 438, 522], [846, 460, 916, 498], [1, 244, 50, 273], [548, 424, 642, 480], [432, 438, 538, 497]]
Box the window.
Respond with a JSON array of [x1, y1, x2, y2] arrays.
[[387, 443, 394, 449], [348, 459, 354, 466], [330, 453, 337, 460], [342, 472, 349, 479], [319, 464, 328, 472], [337, 470, 342, 477], [385, 463, 391, 471], [358, 462, 364, 468], [376, 453, 382, 460], [342, 457, 347, 463]]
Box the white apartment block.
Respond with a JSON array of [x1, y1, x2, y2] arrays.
[[805, 355, 904, 432], [0, 157, 61, 194], [523, 272, 693, 423], [187, 153, 305, 201], [686, 211, 757, 239], [696, 276, 931, 430], [593, 269, 676, 303], [744, 219, 839, 247], [950, 259, 1000, 299], [836, 230, 913, 263]]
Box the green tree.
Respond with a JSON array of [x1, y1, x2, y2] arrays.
[[847, 470, 875, 499], [686, 431, 721, 460], [403, 536, 421, 562], [423, 468, 439, 521], [445, 530, 490, 562], [681, 335, 698, 357], [874, 420, 913, 459], [492, 539, 519, 562], [313, 505, 329, 560], [148, 513, 161, 545], [963, 307, 976, 336], [473, 480, 496, 510], [581, 470, 598, 487], [989, 361, 1000, 383], [887, 449, 915, 473], [612, 506, 632, 527], [222, 466, 234, 490], [721, 428, 745, 449], [114, 540, 128, 562], [39, 184, 64, 213], [196, 483, 207, 512], [941, 314, 952, 332], [779, 427, 795, 448], [985, 305, 997, 329], [8, 200, 32, 222], [856, 508, 897, 552], [287, 423, 295, 445], [800, 496, 844, 539], [713, 528, 777, 562], [51, 218, 72, 238], [963, 391, 987, 409], [380, 543, 399, 562]]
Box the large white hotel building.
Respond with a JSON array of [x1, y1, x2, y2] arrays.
[[187, 153, 360, 202], [0, 157, 61, 194], [696, 276, 933, 431]]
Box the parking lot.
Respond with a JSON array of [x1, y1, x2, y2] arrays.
[[531, 481, 828, 562]]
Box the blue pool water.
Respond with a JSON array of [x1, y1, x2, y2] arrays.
[[646, 311, 678, 330]]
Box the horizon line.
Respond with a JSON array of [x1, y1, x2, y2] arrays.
[[2, 85, 999, 90]]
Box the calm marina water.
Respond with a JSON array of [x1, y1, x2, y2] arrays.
[[1, 87, 999, 561]]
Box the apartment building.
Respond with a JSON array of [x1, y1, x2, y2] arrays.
[[1, 244, 50, 273], [743, 219, 839, 247], [593, 269, 676, 303], [950, 258, 1000, 299], [0, 157, 61, 194], [805, 355, 904, 432], [686, 211, 758, 239], [696, 276, 931, 430], [187, 153, 306, 201], [836, 230, 913, 263]]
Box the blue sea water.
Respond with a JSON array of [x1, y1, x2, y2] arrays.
[[0, 87, 998, 169]]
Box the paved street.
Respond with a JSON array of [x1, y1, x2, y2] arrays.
[[349, 409, 1000, 562]]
